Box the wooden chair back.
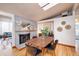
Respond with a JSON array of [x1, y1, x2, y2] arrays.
[[26, 45, 37, 56], [53, 40, 58, 50], [32, 36, 37, 39]]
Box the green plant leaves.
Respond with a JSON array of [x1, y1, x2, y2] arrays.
[[41, 27, 49, 36]]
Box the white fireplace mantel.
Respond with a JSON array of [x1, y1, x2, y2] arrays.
[[15, 31, 37, 49]]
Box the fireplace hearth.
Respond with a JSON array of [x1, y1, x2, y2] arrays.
[[19, 33, 30, 44]]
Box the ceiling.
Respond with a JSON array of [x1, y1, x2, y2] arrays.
[[0, 3, 75, 21]]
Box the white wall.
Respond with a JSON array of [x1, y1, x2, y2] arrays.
[[54, 16, 76, 46], [0, 22, 2, 34]]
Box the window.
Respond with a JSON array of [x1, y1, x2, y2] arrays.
[[75, 23, 79, 36], [0, 21, 12, 34], [38, 3, 58, 11]]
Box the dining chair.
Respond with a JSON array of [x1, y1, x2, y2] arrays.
[[52, 40, 58, 50], [46, 40, 58, 56], [26, 45, 37, 56], [32, 36, 37, 39], [35, 49, 42, 56], [39, 33, 42, 37], [48, 31, 54, 38], [47, 40, 58, 50]]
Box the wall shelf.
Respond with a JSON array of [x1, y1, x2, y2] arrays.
[[15, 30, 37, 32]]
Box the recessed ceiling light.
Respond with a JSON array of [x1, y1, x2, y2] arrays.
[[38, 3, 58, 11]]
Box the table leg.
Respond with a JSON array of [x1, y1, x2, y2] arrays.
[[42, 48, 47, 56]]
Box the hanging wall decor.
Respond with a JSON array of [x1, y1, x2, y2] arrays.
[[65, 24, 71, 30], [57, 26, 63, 32], [61, 21, 66, 25]]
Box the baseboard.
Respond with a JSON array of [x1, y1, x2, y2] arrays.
[[58, 43, 75, 48]]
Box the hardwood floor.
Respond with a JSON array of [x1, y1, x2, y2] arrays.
[[11, 44, 79, 56]]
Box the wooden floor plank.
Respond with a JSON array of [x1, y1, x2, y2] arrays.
[[11, 44, 79, 56]]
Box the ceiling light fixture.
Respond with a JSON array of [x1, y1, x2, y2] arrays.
[[38, 3, 58, 11]]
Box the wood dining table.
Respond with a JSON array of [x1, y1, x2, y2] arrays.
[[25, 37, 54, 55]]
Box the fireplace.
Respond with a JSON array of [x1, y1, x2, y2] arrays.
[[19, 33, 30, 44]]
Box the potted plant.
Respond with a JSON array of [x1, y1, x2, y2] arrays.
[[41, 27, 49, 38]]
